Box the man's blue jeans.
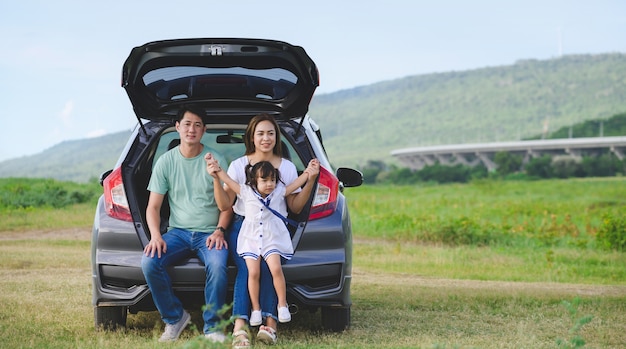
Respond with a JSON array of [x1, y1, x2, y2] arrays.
[[141, 228, 228, 334], [228, 214, 278, 321]]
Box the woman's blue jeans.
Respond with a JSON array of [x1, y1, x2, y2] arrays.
[[141, 228, 228, 334], [228, 214, 278, 321]]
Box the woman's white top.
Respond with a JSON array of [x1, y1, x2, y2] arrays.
[[227, 156, 300, 216]]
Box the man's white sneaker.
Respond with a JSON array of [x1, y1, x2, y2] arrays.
[[278, 306, 291, 323], [158, 310, 191, 342], [205, 332, 227, 343], [249, 309, 262, 326]]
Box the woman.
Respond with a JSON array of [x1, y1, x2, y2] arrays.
[[212, 113, 317, 347]]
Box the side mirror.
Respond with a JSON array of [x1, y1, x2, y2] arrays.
[[336, 167, 363, 188]]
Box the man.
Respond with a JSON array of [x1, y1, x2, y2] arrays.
[[141, 105, 230, 342]]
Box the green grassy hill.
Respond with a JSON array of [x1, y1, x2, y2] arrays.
[[0, 131, 131, 183], [1, 52, 626, 182], [311, 53, 626, 166]]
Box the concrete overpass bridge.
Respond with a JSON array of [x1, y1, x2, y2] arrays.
[[391, 136, 626, 171]]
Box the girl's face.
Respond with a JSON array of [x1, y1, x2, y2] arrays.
[[253, 120, 276, 154], [255, 174, 277, 196]]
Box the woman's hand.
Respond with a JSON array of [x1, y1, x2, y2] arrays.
[[304, 158, 320, 179]]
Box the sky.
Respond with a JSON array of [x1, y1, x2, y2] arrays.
[[1, 0, 625, 162]]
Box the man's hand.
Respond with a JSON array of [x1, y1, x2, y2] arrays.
[[206, 229, 228, 250], [144, 236, 167, 258]]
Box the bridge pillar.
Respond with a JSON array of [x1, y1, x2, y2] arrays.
[[435, 154, 451, 165], [402, 156, 425, 171], [476, 152, 497, 172], [420, 154, 436, 167], [454, 153, 481, 167], [611, 146, 624, 160]]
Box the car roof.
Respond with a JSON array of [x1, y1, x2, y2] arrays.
[[122, 38, 319, 123]]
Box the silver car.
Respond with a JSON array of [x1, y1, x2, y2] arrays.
[[91, 38, 362, 332]]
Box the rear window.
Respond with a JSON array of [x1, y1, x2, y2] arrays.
[[143, 67, 298, 102], [153, 128, 304, 170]]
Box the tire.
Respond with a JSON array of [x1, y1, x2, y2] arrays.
[[321, 306, 350, 332], [94, 306, 128, 330]]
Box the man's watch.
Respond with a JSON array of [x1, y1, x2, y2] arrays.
[[216, 226, 227, 234]]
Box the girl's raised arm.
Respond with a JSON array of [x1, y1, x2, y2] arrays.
[[205, 153, 241, 195], [285, 158, 320, 196]]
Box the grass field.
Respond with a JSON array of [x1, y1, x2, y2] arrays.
[[1, 178, 625, 348]]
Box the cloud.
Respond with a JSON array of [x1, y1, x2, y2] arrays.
[[59, 100, 74, 126], [86, 129, 107, 138]]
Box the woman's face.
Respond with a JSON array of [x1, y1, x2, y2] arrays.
[[253, 120, 276, 154]]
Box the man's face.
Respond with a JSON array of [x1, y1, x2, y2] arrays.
[[176, 112, 204, 145]]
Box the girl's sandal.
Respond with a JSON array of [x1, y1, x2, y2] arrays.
[[232, 330, 250, 349], [256, 325, 277, 345]]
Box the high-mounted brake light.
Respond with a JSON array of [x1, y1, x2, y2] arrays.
[[308, 166, 338, 220], [103, 167, 132, 222]]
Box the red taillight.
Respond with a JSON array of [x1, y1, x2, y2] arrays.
[[308, 166, 339, 220], [103, 167, 132, 222]]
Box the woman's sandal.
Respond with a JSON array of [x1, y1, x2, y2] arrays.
[[232, 330, 250, 349], [256, 325, 277, 345]]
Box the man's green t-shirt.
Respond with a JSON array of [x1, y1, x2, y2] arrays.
[[148, 145, 227, 232]]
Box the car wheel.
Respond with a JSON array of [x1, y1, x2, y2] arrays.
[[321, 306, 350, 332], [94, 306, 128, 330]]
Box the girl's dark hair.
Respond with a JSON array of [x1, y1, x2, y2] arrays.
[[245, 161, 283, 189], [244, 113, 282, 157]]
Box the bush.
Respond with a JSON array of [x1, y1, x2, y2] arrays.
[[417, 164, 472, 183], [494, 151, 523, 176], [596, 212, 626, 252], [0, 178, 100, 209], [525, 155, 554, 178], [422, 216, 500, 246], [581, 154, 625, 177], [552, 156, 584, 179]]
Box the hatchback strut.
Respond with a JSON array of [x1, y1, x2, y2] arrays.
[[295, 116, 306, 136], [133, 113, 150, 139]]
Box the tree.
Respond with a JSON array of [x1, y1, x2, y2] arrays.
[[358, 160, 388, 184], [525, 155, 553, 178], [494, 151, 523, 176]]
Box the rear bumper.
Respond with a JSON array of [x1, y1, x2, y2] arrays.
[[92, 196, 353, 310], [92, 256, 351, 310]]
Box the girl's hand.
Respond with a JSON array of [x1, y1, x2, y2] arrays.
[[204, 153, 221, 177]]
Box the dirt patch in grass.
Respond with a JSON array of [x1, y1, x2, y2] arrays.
[[0, 227, 91, 241], [353, 268, 626, 297]]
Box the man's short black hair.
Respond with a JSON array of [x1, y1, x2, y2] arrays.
[[177, 105, 206, 125]]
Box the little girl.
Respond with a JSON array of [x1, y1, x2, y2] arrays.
[[205, 154, 319, 326]]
